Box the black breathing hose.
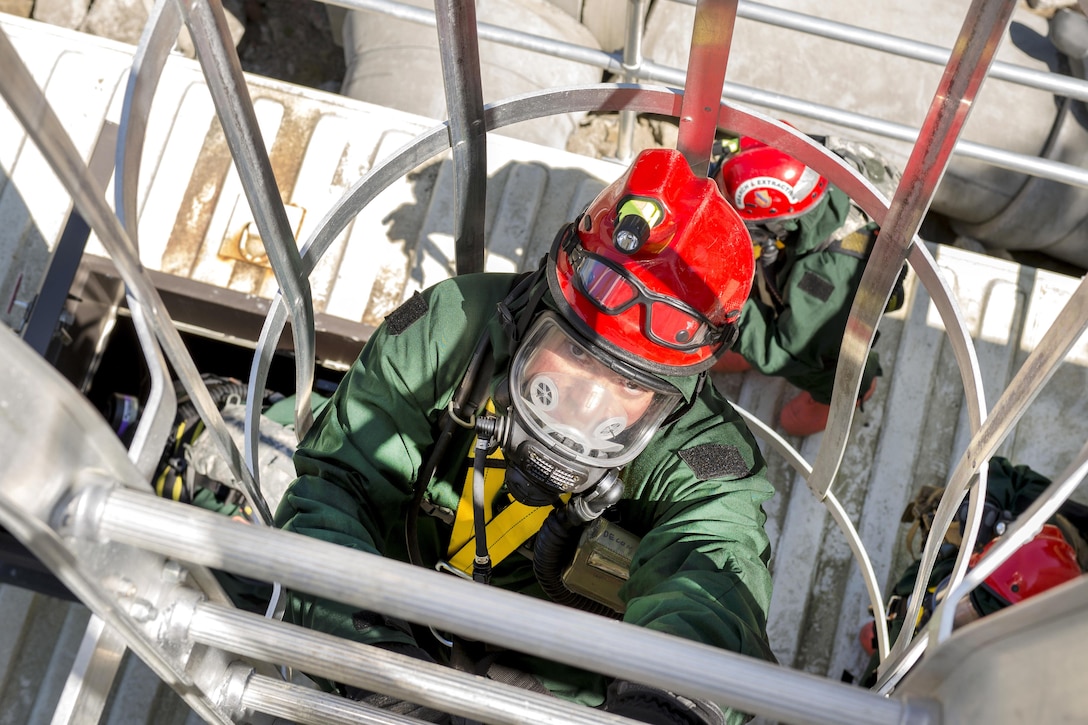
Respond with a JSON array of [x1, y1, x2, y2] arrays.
[[533, 507, 618, 617], [405, 331, 494, 568]]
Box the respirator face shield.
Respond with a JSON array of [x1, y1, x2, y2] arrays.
[[501, 312, 681, 504]]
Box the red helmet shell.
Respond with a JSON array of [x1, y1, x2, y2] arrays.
[[971, 524, 1081, 606], [716, 143, 829, 222], [549, 148, 754, 375]]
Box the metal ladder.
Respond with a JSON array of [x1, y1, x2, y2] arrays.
[[0, 0, 1086, 722]]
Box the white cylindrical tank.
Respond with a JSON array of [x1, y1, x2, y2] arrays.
[[340, 0, 604, 150]]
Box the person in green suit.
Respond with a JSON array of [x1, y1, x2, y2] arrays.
[[712, 136, 905, 437], [857, 456, 1086, 686], [274, 148, 777, 725]]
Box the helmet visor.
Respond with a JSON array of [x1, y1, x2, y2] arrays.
[[510, 313, 681, 467], [569, 241, 725, 349]]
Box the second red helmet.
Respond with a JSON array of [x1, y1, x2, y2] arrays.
[[716, 141, 829, 223], [970, 524, 1081, 606]]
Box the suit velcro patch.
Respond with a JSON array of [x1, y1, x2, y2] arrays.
[[797, 270, 834, 302], [679, 443, 749, 480], [384, 292, 428, 336]]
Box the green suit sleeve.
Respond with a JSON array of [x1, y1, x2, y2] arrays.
[[618, 382, 777, 724], [736, 247, 880, 403], [273, 278, 496, 650]]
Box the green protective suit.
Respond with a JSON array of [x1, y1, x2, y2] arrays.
[[274, 271, 777, 716], [733, 186, 882, 404], [859, 456, 1087, 687]]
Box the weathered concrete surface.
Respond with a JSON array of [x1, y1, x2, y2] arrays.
[[31, 0, 87, 29], [0, 0, 33, 16]]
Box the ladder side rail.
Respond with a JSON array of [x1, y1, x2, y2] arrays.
[[180, 0, 317, 446], [79, 486, 918, 725], [434, 0, 488, 276], [0, 496, 236, 724], [0, 322, 245, 724]]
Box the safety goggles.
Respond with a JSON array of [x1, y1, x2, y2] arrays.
[[563, 229, 729, 351]]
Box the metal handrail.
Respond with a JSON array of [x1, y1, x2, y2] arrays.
[[730, 0, 1088, 100], [90, 486, 916, 724], [326, 0, 1088, 188]]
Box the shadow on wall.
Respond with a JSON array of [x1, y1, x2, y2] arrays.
[[379, 157, 610, 324], [0, 166, 49, 337]]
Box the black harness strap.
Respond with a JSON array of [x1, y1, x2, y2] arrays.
[[405, 267, 546, 567]]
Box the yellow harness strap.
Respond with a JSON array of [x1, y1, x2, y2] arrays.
[[446, 437, 558, 577]]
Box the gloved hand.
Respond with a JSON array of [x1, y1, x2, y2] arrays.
[[605, 680, 726, 725], [342, 642, 459, 724]]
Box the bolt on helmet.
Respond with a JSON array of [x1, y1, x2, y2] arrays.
[[715, 140, 829, 223], [548, 148, 754, 376]]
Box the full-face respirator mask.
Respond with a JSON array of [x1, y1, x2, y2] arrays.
[[487, 312, 682, 507]]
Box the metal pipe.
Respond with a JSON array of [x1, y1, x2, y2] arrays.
[[726, 0, 1088, 102], [326, 0, 624, 72], [241, 673, 433, 725], [193, 602, 633, 725], [318, 0, 1088, 189], [92, 488, 912, 725], [616, 0, 649, 162]]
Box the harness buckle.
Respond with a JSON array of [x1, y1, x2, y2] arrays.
[[447, 399, 476, 429], [435, 560, 472, 580]]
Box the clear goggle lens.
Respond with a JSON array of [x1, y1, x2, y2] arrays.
[[569, 245, 722, 350]]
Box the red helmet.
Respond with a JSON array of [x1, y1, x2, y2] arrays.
[[970, 524, 1081, 606], [548, 148, 754, 375], [715, 141, 829, 223]]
